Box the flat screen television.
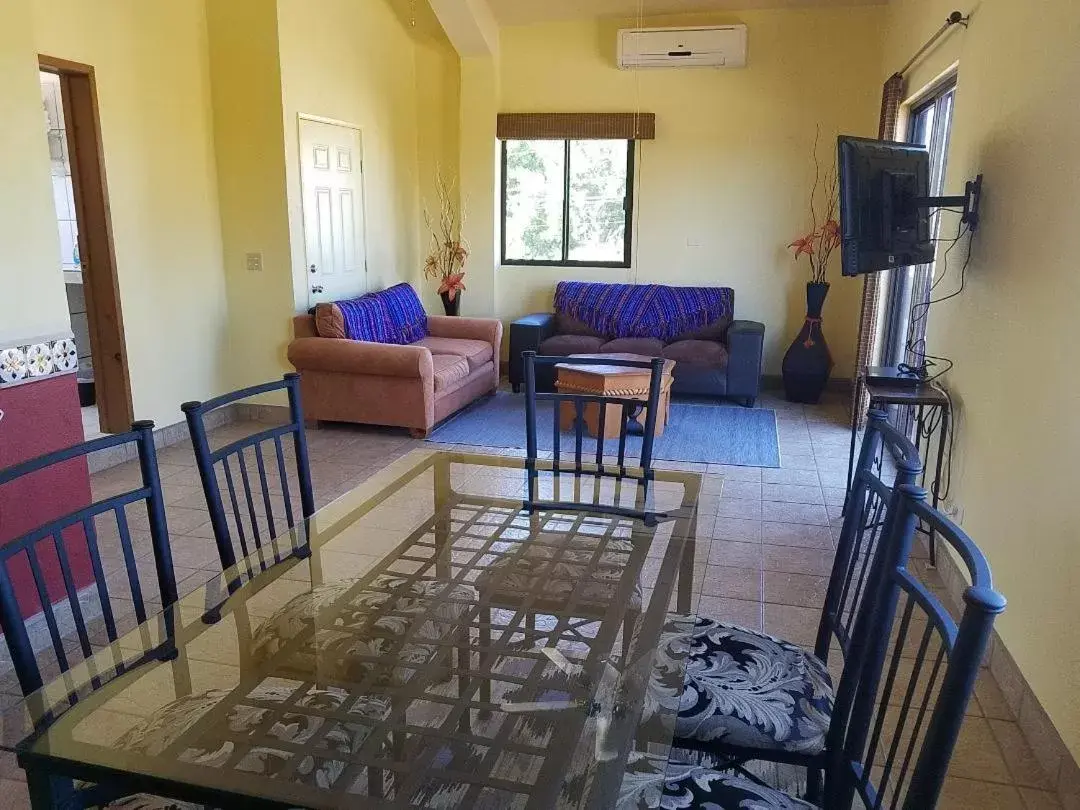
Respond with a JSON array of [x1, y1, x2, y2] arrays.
[[838, 135, 935, 276]]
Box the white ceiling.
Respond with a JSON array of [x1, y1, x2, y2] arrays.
[[487, 0, 886, 26]]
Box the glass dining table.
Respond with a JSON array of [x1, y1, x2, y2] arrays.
[[12, 449, 705, 809]]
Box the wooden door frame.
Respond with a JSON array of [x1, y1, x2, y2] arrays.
[[39, 54, 133, 434]]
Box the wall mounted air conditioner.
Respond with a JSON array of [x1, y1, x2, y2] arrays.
[[617, 25, 748, 69]]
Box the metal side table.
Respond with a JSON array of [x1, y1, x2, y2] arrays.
[[846, 376, 951, 565]]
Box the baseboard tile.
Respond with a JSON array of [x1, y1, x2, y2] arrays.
[[932, 542, 1079, 806]]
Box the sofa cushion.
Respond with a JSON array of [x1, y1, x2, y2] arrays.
[[336, 295, 396, 343], [538, 335, 606, 356], [672, 314, 733, 344], [432, 355, 470, 392], [663, 339, 729, 369], [314, 303, 347, 339], [599, 337, 665, 357], [415, 336, 493, 372], [379, 283, 428, 344], [553, 312, 603, 338]]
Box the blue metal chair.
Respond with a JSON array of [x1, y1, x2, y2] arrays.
[[182, 373, 315, 591], [522, 351, 667, 523], [827, 484, 1006, 810], [0, 421, 179, 701], [666, 410, 924, 799]]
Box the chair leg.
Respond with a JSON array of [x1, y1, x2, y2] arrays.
[[410, 427, 429, 439], [512, 383, 521, 393], [480, 607, 492, 704], [805, 767, 823, 803]]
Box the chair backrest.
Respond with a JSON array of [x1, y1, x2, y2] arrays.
[[522, 352, 667, 520], [831, 484, 1006, 810], [0, 422, 177, 696], [182, 374, 314, 587], [815, 410, 923, 664]]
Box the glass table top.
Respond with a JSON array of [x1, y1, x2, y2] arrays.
[[13, 450, 703, 809]]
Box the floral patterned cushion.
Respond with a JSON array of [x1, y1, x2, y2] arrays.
[[659, 617, 834, 755], [249, 576, 477, 684], [476, 537, 642, 612], [618, 752, 818, 809]]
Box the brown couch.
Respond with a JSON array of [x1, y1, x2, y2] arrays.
[[288, 312, 502, 437]]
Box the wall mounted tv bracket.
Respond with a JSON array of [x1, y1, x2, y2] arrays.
[[914, 173, 983, 232]]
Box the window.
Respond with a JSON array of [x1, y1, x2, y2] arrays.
[[501, 139, 634, 268], [877, 77, 957, 369]]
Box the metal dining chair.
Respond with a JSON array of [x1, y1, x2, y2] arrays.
[[663, 410, 924, 800], [182, 373, 315, 594], [0, 422, 192, 809], [522, 351, 667, 523], [826, 483, 1006, 809]]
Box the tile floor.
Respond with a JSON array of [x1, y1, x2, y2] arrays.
[[0, 392, 1061, 809]]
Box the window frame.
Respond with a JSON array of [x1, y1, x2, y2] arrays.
[[499, 138, 636, 269]]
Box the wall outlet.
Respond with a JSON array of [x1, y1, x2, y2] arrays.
[[245, 252, 263, 273], [942, 499, 964, 524]]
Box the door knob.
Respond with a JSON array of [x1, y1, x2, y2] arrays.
[[312, 285, 325, 294]]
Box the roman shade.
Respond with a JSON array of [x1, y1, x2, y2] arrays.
[[496, 112, 656, 140]]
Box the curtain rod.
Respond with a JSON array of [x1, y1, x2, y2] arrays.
[[895, 10, 969, 78]]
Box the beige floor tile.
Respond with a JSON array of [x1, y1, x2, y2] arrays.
[[760, 521, 835, 549], [701, 565, 762, 602], [706, 464, 761, 482], [763, 603, 820, 647], [977, 671, 1017, 721], [1019, 788, 1063, 809], [720, 480, 762, 500], [708, 540, 763, 569], [761, 483, 824, 504], [715, 497, 763, 521], [696, 596, 762, 631], [990, 718, 1055, 790], [0, 780, 29, 810], [937, 777, 1025, 809], [762, 544, 835, 576], [762, 468, 819, 486], [763, 570, 828, 608], [949, 716, 1015, 785], [780, 453, 818, 471], [761, 500, 829, 526], [710, 517, 762, 543]]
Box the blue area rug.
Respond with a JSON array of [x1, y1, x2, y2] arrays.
[[427, 392, 780, 468]]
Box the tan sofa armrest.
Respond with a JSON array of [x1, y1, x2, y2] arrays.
[[427, 315, 503, 349], [288, 338, 433, 379]]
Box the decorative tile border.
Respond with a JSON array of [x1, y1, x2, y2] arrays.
[[0, 335, 78, 387]]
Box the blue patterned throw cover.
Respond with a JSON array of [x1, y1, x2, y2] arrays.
[[553, 281, 733, 342], [336, 283, 428, 344], [379, 283, 428, 343], [337, 294, 396, 344]]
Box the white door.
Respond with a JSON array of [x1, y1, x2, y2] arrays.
[[300, 117, 367, 306]]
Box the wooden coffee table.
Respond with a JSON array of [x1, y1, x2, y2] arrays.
[[555, 353, 675, 439]]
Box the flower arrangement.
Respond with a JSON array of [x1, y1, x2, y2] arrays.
[[423, 171, 468, 304], [788, 128, 841, 284]]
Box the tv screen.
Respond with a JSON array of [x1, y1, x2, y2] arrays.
[[838, 136, 935, 276]]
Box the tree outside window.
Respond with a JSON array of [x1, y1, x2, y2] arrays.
[[502, 139, 633, 268]]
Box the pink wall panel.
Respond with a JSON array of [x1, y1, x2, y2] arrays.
[[0, 375, 96, 618]]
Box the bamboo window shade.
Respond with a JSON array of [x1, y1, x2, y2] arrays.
[[496, 112, 655, 140]]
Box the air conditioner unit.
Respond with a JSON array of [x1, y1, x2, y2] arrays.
[[617, 25, 748, 69]]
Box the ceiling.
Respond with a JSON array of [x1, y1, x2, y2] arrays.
[[487, 0, 886, 26]]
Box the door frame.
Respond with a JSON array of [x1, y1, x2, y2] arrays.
[[296, 113, 368, 309], [39, 54, 133, 435]]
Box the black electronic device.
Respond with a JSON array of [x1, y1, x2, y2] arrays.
[[865, 365, 926, 389], [838, 135, 982, 277]]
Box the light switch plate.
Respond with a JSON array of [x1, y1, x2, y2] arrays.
[[245, 252, 263, 273]]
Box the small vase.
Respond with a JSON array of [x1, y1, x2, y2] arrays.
[[782, 281, 834, 404], [440, 291, 461, 316]]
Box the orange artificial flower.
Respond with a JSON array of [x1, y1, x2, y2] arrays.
[[438, 272, 467, 302], [788, 234, 816, 257]]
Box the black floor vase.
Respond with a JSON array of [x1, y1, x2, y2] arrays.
[[782, 281, 834, 404], [440, 291, 461, 316]]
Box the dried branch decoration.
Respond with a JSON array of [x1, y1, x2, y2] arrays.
[[422, 170, 468, 301], [788, 126, 841, 284]]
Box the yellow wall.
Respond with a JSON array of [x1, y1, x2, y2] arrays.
[[882, 0, 1080, 758], [276, 0, 460, 318], [31, 0, 229, 426], [205, 0, 294, 392], [469, 8, 886, 373], [0, 1, 69, 344]]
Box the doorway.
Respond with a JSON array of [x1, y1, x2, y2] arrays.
[[39, 56, 132, 437], [299, 116, 369, 308]]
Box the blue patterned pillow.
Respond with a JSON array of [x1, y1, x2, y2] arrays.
[[377, 283, 428, 344], [336, 295, 396, 344]]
